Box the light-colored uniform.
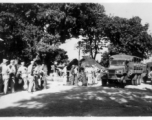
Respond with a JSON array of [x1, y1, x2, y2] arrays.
[[7, 64, 16, 93], [62, 66, 67, 85], [27, 64, 35, 92], [0, 63, 3, 93], [1, 63, 9, 94], [85, 67, 93, 85]]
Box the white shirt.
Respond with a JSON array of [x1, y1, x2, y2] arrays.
[[18, 65, 27, 77], [18, 66, 27, 73], [1, 64, 9, 75], [7, 64, 16, 74], [34, 65, 41, 74], [27, 64, 33, 75], [85, 67, 93, 74]]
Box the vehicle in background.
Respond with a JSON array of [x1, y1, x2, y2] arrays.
[[101, 54, 147, 87]]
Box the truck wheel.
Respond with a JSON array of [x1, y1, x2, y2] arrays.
[[101, 79, 105, 86], [119, 81, 125, 88], [108, 80, 113, 85], [131, 80, 134, 85], [143, 76, 147, 83], [137, 75, 141, 85], [132, 75, 137, 85], [102, 79, 107, 86], [134, 79, 138, 85]]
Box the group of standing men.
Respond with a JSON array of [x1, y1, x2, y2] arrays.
[[0, 59, 47, 95], [69, 65, 101, 86]]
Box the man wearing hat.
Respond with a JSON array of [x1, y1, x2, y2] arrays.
[[39, 63, 48, 89], [1, 59, 9, 94], [0, 60, 3, 93], [8, 60, 16, 93], [14, 59, 21, 90], [33, 61, 42, 90], [17, 62, 28, 90], [27, 60, 36, 93], [100, 68, 108, 86]]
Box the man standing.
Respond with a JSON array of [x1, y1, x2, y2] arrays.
[[17, 62, 28, 90], [70, 65, 75, 85], [62, 64, 67, 85], [85, 66, 93, 86], [1, 59, 9, 94], [77, 67, 87, 86], [27, 61, 35, 93], [33, 62, 42, 90], [14, 59, 20, 90], [0, 61, 3, 93], [39, 63, 48, 89], [8, 60, 16, 93]]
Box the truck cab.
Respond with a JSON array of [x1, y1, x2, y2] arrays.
[[103, 54, 146, 87]]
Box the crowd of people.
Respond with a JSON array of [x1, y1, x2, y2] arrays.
[[0, 58, 106, 95], [67, 65, 103, 87], [0, 59, 48, 95], [49, 63, 104, 87]]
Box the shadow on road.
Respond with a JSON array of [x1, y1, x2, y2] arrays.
[[0, 85, 152, 116]]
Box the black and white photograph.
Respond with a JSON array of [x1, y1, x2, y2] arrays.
[[0, 0, 152, 117]]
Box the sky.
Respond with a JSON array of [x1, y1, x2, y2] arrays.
[[102, 3, 152, 33]]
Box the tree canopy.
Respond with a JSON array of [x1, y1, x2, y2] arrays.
[[0, 3, 71, 64], [0, 3, 152, 68], [104, 16, 152, 59]]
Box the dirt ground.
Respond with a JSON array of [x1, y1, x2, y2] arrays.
[[0, 79, 152, 116]]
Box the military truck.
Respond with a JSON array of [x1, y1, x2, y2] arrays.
[[101, 54, 147, 87]]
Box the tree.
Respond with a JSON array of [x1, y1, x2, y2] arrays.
[[76, 3, 109, 59], [0, 3, 70, 63], [104, 16, 152, 59], [100, 52, 110, 67]]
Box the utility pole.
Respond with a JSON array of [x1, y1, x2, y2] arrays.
[[78, 41, 82, 73]]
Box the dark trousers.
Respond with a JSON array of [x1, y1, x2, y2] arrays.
[[70, 75, 75, 85], [9, 74, 15, 93], [40, 74, 47, 89]]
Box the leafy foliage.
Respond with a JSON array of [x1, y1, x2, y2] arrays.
[[0, 3, 69, 64], [105, 16, 152, 59], [100, 52, 110, 67], [76, 3, 109, 59], [0, 3, 152, 67]]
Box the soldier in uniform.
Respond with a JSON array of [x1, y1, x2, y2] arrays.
[[17, 62, 28, 90], [39, 63, 48, 89], [62, 64, 67, 85], [70, 65, 75, 85], [0, 61, 3, 93], [33, 62, 40, 90], [8, 60, 16, 93], [74, 65, 78, 86], [85, 66, 93, 86], [77, 67, 87, 86], [100, 69, 108, 86], [27, 61, 35, 93], [14, 59, 20, 90], [1, 59, 9, 94]]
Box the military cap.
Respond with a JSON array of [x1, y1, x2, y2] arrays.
[[3, 59, 8, 63]]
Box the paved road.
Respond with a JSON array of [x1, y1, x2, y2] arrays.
[[0, 80, 152, 116]]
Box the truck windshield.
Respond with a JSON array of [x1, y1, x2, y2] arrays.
[[111, 60, 125, 66]]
